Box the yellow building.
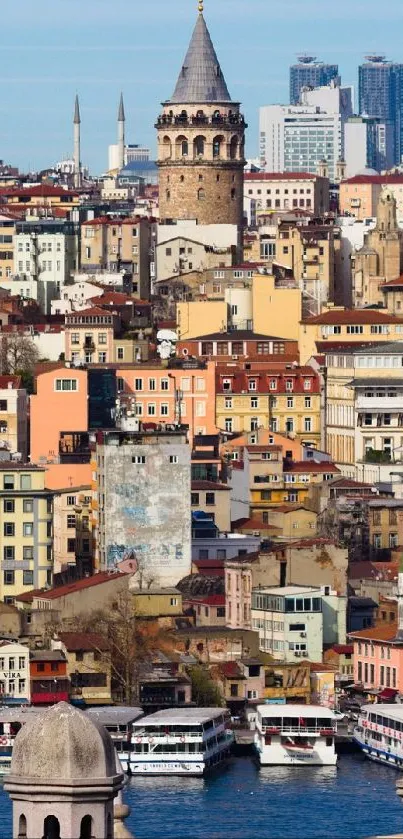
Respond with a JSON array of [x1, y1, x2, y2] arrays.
[[131, 587, 183, 618], [80, 216, 153, 299], [0, 464, 53, 603], [52, 485, 93, 576], [251, 273, 302, 340], [262, 659, 311, 704], [299, 307, 403, 364], [0, 215, 15, 282], [55, 631, 112, 706], [191, 481, 231, 532], [281, 461, 340, 505], [177, 299, 229, 339], [215, 364, 321, 447], [274, 218, 342, 308], [262, 505, 318, 538]]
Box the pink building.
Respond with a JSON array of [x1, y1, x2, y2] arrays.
[[116, 361, 217, 442], [350, 624, 402, 695]]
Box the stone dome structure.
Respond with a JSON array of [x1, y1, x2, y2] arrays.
[[11, 701, 117, 781]]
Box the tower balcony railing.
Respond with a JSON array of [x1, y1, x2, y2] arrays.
[[156, 113, 246, 129]]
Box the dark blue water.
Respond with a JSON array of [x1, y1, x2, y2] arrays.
[[1, 755, 403, 838]]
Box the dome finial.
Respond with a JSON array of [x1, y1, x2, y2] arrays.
[[198, 0, 203, 13]]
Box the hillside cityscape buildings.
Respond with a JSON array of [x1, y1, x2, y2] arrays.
[[4, 1, 403, 835]]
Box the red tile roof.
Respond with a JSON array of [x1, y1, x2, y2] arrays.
[[245, 445, 283, 453], [268, 504, 309, 514], [0, 375, 21, 389], [381, 276, 403, 289], [66, 306, 113, 318], [216, 367, 319, 395], [284, 461, 340, 474], [235, 518, 280, 532], [331, 644, 354, 655], [349, 624, 398, 642], [302, 309, 403, 325], [185, 594, 225, 606], [57, 632, 110, 652], [342, 175, 403, 185], [0, 185, 78, 198], [15, 572, 127, 602], [218, 661, 245, 678]]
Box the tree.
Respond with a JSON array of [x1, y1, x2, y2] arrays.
[[64, 590, 168, 705], [0, 333, 39, 388], [188, 665, 223, 707]]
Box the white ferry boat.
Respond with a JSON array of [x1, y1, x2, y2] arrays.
[[85, 706, 144, 774], [354, 703, 403, 769], [254, 704, 340, 766], [0, 707, 41, 775], [130, 708, 234, 775]]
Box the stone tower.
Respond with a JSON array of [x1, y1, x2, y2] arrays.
[[73, 95, 81, 189], [352, 187, 403, 307], [5, 702, 126, 839], [156, 1, 246, 233]]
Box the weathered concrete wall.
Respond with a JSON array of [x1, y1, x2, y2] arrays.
[[103, 441, 191, 586]]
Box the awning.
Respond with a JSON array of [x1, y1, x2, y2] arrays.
[[378, 688, 398, 700]]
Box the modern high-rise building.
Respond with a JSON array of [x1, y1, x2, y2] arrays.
[[260, 84, 352, 181], [344, 116, 394, 177], [358, 56, 403, 164], [290, 56, 339, 105]]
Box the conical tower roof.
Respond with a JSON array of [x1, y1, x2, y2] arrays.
[[74, 95, 81, 125], [118, 93, 125, 122], [169, 12, 232, 104]]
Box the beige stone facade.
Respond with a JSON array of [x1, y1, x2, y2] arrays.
[[352, 189, 403, 308]]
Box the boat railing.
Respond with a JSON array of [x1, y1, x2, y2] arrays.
[[261, 725, 336, 735], [133, 730, 204, 741]]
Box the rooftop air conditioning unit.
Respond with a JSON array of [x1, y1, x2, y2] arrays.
[[302, 651, 308, 657], [300, 632, 307, 638], [232, 355, 239, 360], [295, 651, 301, 657]]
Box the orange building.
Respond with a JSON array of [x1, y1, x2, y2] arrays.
[[30, 367, 88, 466]]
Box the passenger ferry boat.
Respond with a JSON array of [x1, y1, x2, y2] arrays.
[[354, 703, 403, 769], [254, 704, 340, 766], [85, 706, 144, 774], [130, 708, 234, 775], [0, 707, 40, 775]]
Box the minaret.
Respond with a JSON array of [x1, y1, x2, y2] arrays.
[[155, 0, 246, 244], [118, 92, 126, 170], [73, 94, 81, 189]]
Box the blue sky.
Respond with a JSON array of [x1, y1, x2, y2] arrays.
[[2, 0, 403, 174]]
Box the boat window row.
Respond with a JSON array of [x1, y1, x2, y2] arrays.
[[368, 713, 403, 731], [261, 716, 334, 729]]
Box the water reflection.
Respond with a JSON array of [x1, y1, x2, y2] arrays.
[[259, 764, 338, 787]]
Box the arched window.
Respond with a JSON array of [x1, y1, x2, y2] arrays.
[[198, 188, 205, 201], [161, 136, 172, 161], [194, 136, 205, 157], [213, 135, 224, 159], [18, 815, 27, 839], [230, 136, 239, 160], [43, 816, 60, 839], [175, 135, 188, 158], [80, 815, 93, 839]]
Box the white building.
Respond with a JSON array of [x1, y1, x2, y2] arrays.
[[251, 585, 345, 662], [345, 117, 395, 177], [50, 280, 104, 315], [244, 172, 330, 219], [0, 641, 30, 704], [259, 85, 352, 181], [11, 220, 79, 314]]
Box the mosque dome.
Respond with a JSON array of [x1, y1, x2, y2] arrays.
[[356, 167, 379, 176], [11, 702, 117, 781]]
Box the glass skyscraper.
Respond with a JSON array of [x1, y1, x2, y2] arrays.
[[290, 56, 339, 105], [358, 56, 403, 165]]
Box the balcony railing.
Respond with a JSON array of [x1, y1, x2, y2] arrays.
[[156, 114, 245, 129]]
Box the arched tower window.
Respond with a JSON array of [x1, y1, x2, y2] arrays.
[[230, 136, 239, 160], [175, 135, 188, 157], [194, 136, 205, 157], [231, 188, 236, 200], [161, 136, 172, 161], [80, 815, 93, 839], [18, 815, 27, 839], [196, 110, 206, 123], [43, 816, 60, 839], [213, 135, 224, 159], [198, 188, 205, 201]]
